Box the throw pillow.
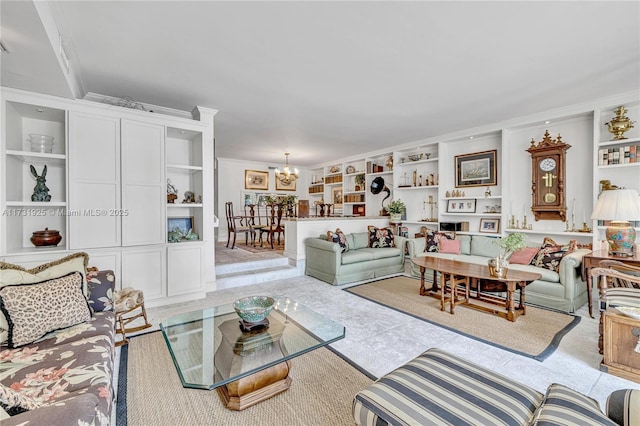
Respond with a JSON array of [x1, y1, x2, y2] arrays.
[[533, 383, 616, 425], [0, 252, 89, 346], [439, 238, 461, 254], [328, 228, 349, 253], [86, 269, 115, 312], [509, 247, 539, 265], [424, 230, 455, 253], [529, 237, 577, 273], [0, 271, 91, 348], [367, 226, 395, 248]]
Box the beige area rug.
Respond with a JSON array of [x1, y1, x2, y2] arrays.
[[345, 276, 580, 361], [117, 332, 373, 425]]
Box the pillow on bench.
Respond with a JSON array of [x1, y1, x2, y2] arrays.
[[0, 271, 91, 348]]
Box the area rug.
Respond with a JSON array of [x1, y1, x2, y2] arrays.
[[345, 276, 580, 361], [116, 331, 374, 425]]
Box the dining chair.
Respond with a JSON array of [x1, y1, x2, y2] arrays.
[[259, 203, 284, 249], [225, 201, 254, 249]]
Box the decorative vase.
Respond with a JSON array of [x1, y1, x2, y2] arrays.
[[605, 106, 635, 140], [488, 256, 509, 278], [390, 213, 402, 223]]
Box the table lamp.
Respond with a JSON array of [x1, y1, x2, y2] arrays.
[[591, 189, 640, 256]]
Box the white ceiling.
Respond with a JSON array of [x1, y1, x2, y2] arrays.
[[1, 1, 639, 167]]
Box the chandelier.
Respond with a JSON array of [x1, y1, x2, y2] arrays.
[[275, 152, 299, 184]]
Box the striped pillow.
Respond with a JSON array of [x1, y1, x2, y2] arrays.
[[353, 348, 543, 425], [604, 288, 640, 309], [606, 389, 640, 426], [533, 383, 616, 425]]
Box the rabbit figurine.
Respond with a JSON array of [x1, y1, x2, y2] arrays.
[[30, 165, 52, 202]]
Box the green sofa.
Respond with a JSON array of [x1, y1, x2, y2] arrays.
[[407, 234, 590, 313], [305, 232, 406, 285]]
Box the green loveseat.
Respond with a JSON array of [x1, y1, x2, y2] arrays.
[[407, 234, 590, 313], [305, 232, 406, 285]]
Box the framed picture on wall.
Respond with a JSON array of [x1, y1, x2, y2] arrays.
[[245, 170, 269, 190], [446, 198, 476, 213], [331, 186, 343, 209], [479, 218, 500, 233], [275, 177, 296, 191], [168, 216, 194, 235], [455, 150, 497, 188]]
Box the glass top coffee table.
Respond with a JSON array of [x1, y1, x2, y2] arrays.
[[160, 296, 345, 410]]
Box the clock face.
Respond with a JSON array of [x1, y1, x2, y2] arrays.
[[539, 157, 556, 171]]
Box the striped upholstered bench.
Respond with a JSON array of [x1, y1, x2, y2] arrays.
[[353, 348, 634, 425]]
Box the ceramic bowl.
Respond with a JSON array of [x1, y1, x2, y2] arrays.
[[31, 228, 62, 247], [233, 296, 275, 323], [407, 153, 423, 161]]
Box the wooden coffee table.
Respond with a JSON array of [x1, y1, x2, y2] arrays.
[[412, 257, 542, 322], [160, 297, 345, 410]]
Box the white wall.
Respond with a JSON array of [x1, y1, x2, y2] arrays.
[[216, 157, 309, 242]]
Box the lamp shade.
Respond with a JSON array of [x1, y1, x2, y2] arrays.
[[591, 189, 640, 221], [591, 189, 640, 256]]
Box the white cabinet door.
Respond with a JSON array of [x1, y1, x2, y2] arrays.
[[121, 120, 165, 246], [167, 243, 203, 296], [121, 247, 166, 301], [68, 112, 121, 249]]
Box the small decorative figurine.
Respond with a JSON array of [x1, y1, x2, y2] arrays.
[[182, 191, 195, 203], [167, 227, 184, 243], [30, 165, 51, 202], [167, 179, 178, 203], [485, 186, 492, 197]]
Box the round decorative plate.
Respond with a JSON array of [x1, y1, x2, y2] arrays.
[[346, 165, 356, 174], [615, 306, 640, 320]]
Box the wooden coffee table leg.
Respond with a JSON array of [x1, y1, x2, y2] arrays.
[[217, 360, 292, 410], [506, 282, 516, 322], [451, 275, 456, 315], [519, 281, 527, 316], [419, 266, 427, 295], [440, 273, 447, 312]]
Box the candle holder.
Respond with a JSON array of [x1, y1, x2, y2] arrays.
[[579, 222, 592, 233]]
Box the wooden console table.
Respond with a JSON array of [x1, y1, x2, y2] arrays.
[[581, 250, 640, 318]]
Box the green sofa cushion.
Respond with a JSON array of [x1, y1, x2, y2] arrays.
[[352, 232, 370, 250], [341, 250, 375, 265], [470, 235, 500, 257]]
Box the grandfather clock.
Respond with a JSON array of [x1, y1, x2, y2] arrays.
[[526, 130, 571, 221]]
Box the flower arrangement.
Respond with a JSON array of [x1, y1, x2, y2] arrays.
[[387, 199, 406, 214], [494, 232, 527, 260]]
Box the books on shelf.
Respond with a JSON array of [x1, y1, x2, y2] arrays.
[[598, 145, 639, 165]]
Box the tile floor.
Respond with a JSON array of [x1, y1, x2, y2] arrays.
[[113, 250, 638, 421]]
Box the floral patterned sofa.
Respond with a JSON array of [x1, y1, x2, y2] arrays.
[[0, 253, 115, 426]]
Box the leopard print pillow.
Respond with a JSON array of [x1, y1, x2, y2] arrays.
[[0, 271, 91, 348]]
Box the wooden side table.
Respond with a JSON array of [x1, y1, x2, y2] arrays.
[[581, 250, 640, 318], [601, 309, 640, 383]]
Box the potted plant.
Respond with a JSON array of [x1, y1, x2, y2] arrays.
[[489, 232, 527, 278], [386, 199, 406, 223], [355, 173, 366, 191]]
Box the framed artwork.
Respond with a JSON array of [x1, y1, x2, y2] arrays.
[[446, 198, 476, 213], [167, 216, 194, 235], [455, 150, 497, 188], [245, 170, 269, 190], [331, 186, 343, 209], [479, 218, 500, 233], [275, 177, 296, 191]]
